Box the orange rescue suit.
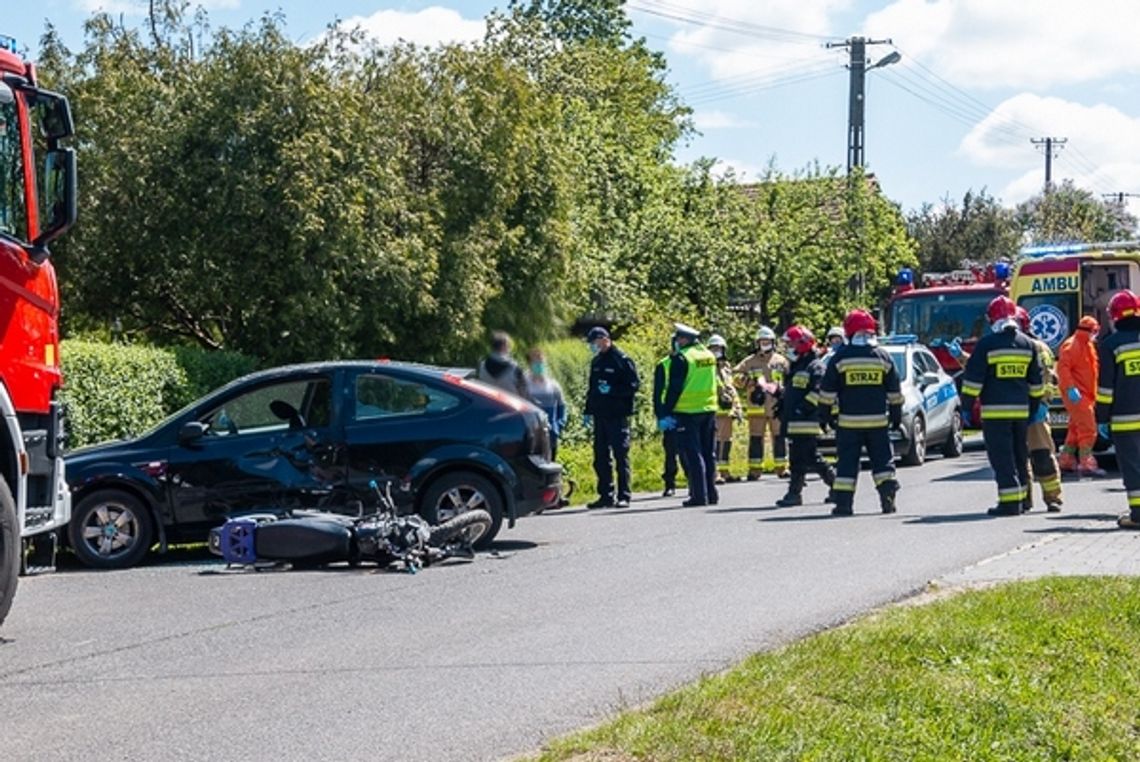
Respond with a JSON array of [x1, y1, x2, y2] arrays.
[[1057, 328, 1099, 449]]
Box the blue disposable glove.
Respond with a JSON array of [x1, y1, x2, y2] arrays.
[[1099, 423, 1111, 440], [948, 338, 964, 359], [582, 414, 593, 428], [598, 380, 611, 395], [657, 416, 677, 432], [960, 407, 972, 429], [929, 337, 943, 348], [1032, 403, 1048, 423], [1066, 387, 1082, 404]]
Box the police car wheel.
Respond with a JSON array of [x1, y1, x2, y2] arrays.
[[941, 408, 964, 458], [900, 416, 926, 467]]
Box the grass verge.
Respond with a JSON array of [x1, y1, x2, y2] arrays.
[[535, 577, 1140, 761]]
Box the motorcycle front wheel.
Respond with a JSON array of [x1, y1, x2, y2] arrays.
[[429, 509, 492, 547]]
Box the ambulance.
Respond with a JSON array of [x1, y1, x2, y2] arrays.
[[1008, 240, 1140, 439]]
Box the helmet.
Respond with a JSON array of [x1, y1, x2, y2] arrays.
[[826, 326, 845, 341], [756, 326, 776, 341], [708, 333, 727, 349], [782, 326, 815, 357], [986, 296, 1017, 325], [842, 309, 877, 339], [1015, 306, 1031, 333], [1109, 290, 1140, 323]]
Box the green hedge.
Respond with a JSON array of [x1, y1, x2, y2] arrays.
[[60, 340, 258, 449]]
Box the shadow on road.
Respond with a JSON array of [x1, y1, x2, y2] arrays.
[[705, 504, 787, 515], [931, 466, 993, 483], [1024, 524, 1120, 535], [904, 512, 997, 524], [758, 513, 878, 523]]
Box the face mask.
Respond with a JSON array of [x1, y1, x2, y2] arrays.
[[711, 348, 724, 359], [851, 334, 869, 346], [830, 338, 844, 349], [530, 361, 546, 375], [671, 339, 680, 353], [589, 342, 601, 355], [784, 349, 798, 361], [759, 341, 774, 354]]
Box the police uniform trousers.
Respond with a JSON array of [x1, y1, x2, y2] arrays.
[[676, 412, 718, 505], [1115, 432, 1140, 520], [981, 419, 1030, 508], [593, 415, 632, 502], [661, 429, 680, 490], [832, 427, 896, 508], [787, 435, 835, 496]]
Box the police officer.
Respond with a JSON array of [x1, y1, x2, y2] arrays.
[[734, 326, 789, 479], [660, 323, 719, 507], [1095, 290, 1140, 529], [652, 349, 681, 498], [818, 310, 903, 516], [583, 327, 640, 509], [1017, 306, 1063, 512], [959, 296, 1045, 516], [708, 333, 742, 483], [775, 326, 836, 507]]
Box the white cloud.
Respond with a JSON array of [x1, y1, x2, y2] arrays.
[[692, 110, 755, 129], [339, 6, 485, 48], [958, 93, 1140, 205], [710, 156, 768, 181], [76, 0, 238, 12], [863, 0, 1140, 89], [635, 0, 850, 84]]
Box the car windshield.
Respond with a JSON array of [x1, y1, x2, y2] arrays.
[[885, 348, 907, 381], [889, 292, 997, 344]]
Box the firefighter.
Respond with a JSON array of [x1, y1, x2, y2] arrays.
[[1057, 315, 1103, 476], [959, 296, 1044, 516], [1096, 291, 1140, 529], [734, 326, 788, 480], [660, 323, 720, 507], [1016, 306, 1063, 512], [818, 310, 903, 516], [708, 334, 742, 484], [823, 326, 846, 362], [775, 326, 836, 507]]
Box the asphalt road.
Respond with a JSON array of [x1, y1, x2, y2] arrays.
[[0, 445, 1127, 762]]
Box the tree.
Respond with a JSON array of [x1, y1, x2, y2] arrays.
[[1016, 180, 1138, 244], [907, 189, 1021, 273]]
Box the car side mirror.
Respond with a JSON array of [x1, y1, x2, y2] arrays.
[[179, 421, 208, 444], [920, 372, 940, 388]]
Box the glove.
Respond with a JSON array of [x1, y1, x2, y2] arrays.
[[598, 380, 611, 395], [960, 407, 972, 429], [1066, 387, 1082, 404], [1032, 403, 1049, 423], [929, 337, 943, 348], [657, 416, 677, 432], [948, 338, 964, 359], [889, 407, 902, 431], [582, 414, 593, 428], [1099, 423, 1111, 440]]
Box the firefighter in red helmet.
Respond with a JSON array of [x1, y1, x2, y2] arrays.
[[960, 296, 1045, 516], [774, 326, 836, 506], [1096, 290, 1140, 529], [817, 309, 903, 516]]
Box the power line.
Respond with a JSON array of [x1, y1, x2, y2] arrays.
[[627, 0, 841, 44], [1031, 137, 1067, 191], [686, 67, 843, 106]]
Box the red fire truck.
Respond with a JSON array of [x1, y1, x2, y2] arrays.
[[0, 36, 77, 626], [883, 263, 1011, 382]]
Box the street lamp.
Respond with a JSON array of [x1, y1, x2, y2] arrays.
[[870, 51, 902, 71]]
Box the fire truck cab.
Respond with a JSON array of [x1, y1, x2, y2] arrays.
[[883, 264, 1010, 382], [0, 35, 77, 625]]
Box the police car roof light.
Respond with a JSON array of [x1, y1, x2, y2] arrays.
[[880, 334, 918, 345]]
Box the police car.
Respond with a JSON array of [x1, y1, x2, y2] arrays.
[[820, 335, 963, 465]]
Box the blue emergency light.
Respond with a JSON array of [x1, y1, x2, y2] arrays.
[[0, 36, 17, 54], [1020, 240, 1140, 258], [993, 261, 1011, 280], [896, 267, 914, 286], [880, 334, 919, 345]]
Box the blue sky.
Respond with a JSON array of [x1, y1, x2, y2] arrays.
[[10, 1, 1140, 216]]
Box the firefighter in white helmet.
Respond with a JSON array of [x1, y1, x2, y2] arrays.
[[708, 333, 742, 483], [734, 325, 789, 479]]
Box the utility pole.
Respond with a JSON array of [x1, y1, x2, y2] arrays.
[[1103, 192, 1140, 206], [1031, 137, 1067, 191], [827, 36, 897, 173]]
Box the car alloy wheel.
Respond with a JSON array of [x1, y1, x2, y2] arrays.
[[69, 489, 155, 569], [434, 484, 490, 523]]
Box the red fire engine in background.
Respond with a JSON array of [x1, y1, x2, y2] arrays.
[[883, 262, 1011, 383], [0, 35, 77, 626]]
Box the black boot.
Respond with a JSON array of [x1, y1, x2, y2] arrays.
[[878, 480, 899, 514], [830, 495, 853, 516], [776, 475, 805, 507]]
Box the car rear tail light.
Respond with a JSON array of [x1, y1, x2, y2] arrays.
[[541, 487, 559, 507]]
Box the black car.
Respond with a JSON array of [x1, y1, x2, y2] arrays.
[[64, 361, 562, 569]]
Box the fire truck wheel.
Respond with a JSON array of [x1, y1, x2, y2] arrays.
[[0, 478, 17, 627], [69, 489, 155, 570]]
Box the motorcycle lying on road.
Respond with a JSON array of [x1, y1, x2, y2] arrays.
[[208, 480, 492, 573]]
